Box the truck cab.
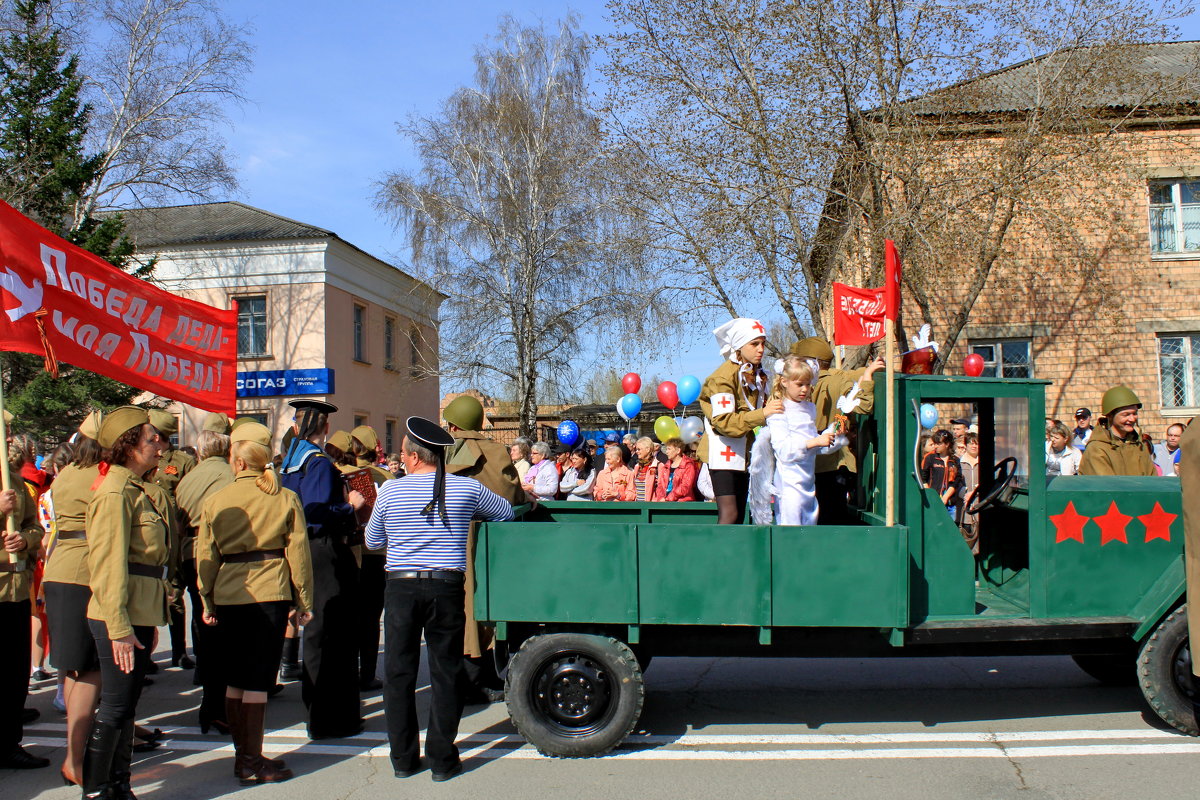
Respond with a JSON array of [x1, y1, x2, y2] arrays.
[[475, 375, 1190, 757]]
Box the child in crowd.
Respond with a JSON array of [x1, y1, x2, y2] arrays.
[[763, 355, 841, 525], [920, 429, 964, 517], [1046, 422, 1082, 476]]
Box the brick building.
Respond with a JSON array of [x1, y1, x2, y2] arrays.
[[836, 42, 1200, 439]]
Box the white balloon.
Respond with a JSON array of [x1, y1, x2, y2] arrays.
[[678, 416, 704, 444]]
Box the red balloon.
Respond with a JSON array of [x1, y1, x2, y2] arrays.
[[657, 380, 679, 410], [963, 353, 985, 377], [622, 372, 641, 395]]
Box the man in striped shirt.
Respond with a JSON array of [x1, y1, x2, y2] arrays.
[[364, 417, 513, 782]]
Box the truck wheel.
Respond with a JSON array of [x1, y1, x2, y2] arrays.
[[1072, 654, 1135, 686], [1137, 606, 1198, 735], [505, 632, 644, 757]]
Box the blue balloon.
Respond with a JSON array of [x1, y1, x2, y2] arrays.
[[557, 420, 580, 447], [676, 375, 702, 407], [618, 393, 643, 421], [918, 403, 939, 430]]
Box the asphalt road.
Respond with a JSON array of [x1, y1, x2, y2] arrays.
[[8, 642, 1200, 800]]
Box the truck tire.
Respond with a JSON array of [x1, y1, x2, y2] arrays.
[[1137, 606, 1198, 735], [505, 632, 644, 757], [1072, 654, 1135, 686]]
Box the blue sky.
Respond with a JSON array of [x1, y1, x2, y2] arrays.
[[214, 0, 1200, 392]]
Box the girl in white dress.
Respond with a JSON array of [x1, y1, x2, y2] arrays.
[[765, 356, 842, 525]]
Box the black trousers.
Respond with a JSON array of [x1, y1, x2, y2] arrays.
[[182, 559, 226, 720], [168, 557, 197, 660], [0, 600, 31, 751], [358, 552, 386, 682], [815, 468, 854, 525], [302, 536, 362, 737], [89, 620, 154, 726], [382, 577, 465, 773]]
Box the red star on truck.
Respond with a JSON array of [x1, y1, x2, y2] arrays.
[[1094, 502, 1133, 545], [1050, 501, 1088, 543], [1139, 502, 1177, 543]]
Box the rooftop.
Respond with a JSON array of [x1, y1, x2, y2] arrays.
[[114, 201, 334, 247]]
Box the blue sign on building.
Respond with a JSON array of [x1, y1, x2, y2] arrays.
[[236, 368, 335, 398]]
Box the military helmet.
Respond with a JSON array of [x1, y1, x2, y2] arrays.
[[443, 395, 484, 431], [1101, 385, 1142, 416]]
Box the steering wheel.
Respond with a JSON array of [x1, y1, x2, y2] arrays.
[[965, 457, 1018, 515]]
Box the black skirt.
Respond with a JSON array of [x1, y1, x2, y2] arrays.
[[214, 600, 290, 692], [43, 581, 99, 673]]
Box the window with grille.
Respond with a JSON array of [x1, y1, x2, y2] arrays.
[[1158, 334, 1200, 409], [384, 317, 395, 370], [1149, 180, 1200, 255], [353, 304, 366, 362], [968, 340, 1032, 378], [385, 419, 396, 453], [409, 326, 423, 379], [235, 295, 268, 357]]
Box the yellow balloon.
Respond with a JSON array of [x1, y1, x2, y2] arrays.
[[654, 415, 680, 442]]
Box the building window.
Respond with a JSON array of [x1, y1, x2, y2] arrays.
[[353, 304, 366, 362], [235, 295, 268, 357], [969, 339, 1032, 378], [1159, 334, 1200, 409], [1149, 179, 1200, 255], [409, 326, 422, 379], [354, 414, 367, 429], [385, 418, 396, 453], [384, 317, 395, 370], [241, 411, 270, 428]]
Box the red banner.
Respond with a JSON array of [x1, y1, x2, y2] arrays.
[[832, 282, 886, 346], [0, 200, 237, 414], [884, 238, 901, 321]]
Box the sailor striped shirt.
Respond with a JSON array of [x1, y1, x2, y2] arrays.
[[364, 472, 514, 572]]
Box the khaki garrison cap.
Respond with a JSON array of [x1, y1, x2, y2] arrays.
[[230, 421, 272, 448], [98, 406, 150, 449], [202, 412, 232, 434]]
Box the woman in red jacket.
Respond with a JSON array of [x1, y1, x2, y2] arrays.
[[654, 438, 699, 501]]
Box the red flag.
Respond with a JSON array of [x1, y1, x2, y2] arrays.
[[832, 282, 886, 346], [0, 200, 237, 414], [884, 239, 901, 321]]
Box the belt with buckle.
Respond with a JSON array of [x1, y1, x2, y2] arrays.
[[386, 570, 464, 582], [127, 562, 168, 580], [221, 548, 285, 564]]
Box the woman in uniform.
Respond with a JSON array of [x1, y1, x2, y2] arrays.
[[700, 319, 782, 524], [82, 407, 171, 800], [42, 413, 103, 786], [197, 422, 314, 785]]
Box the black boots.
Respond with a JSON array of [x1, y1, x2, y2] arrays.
[[81, 721, 123, 800], [279, 638, 301, 682], [109, 721, 137, 800]]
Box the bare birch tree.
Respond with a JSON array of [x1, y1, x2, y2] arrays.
[[602, 0, 1192, 366], [74, 0, 251, 221], [377, 17, 655, 438]]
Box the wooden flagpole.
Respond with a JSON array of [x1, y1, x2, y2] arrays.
[[0, 370, 21, 563], [885, 319, 896, 527]]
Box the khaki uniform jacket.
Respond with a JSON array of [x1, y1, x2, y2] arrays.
[[86, 464, 172, 639], [1079, 423, 1156, 476], [447, 431, 526, 505], [44, 464, 101, 586], [813, 367, 876, 475], [153, 448, 196, 502], [699, 360, 767, 466], [1180, 424, 1200, 675], [195, 471, 314, 615], [175, 456, 234, 561], [0, 469, 44, 603], [447, 430, 524, 657]]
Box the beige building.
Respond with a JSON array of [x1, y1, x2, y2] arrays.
[[119, 202, 443, 451]]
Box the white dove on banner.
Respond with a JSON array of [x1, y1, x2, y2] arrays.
[[1, 267, 42, 323]]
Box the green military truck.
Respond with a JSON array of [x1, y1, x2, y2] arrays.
[[474, 375, 1191, 757]]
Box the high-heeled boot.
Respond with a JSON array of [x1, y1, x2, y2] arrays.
[[227, 696, 285, 780], [237, 702, 292, 785], [109, 721, 137, 800], [279, 637, 301, 682], [80, 721, 123, 800]]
